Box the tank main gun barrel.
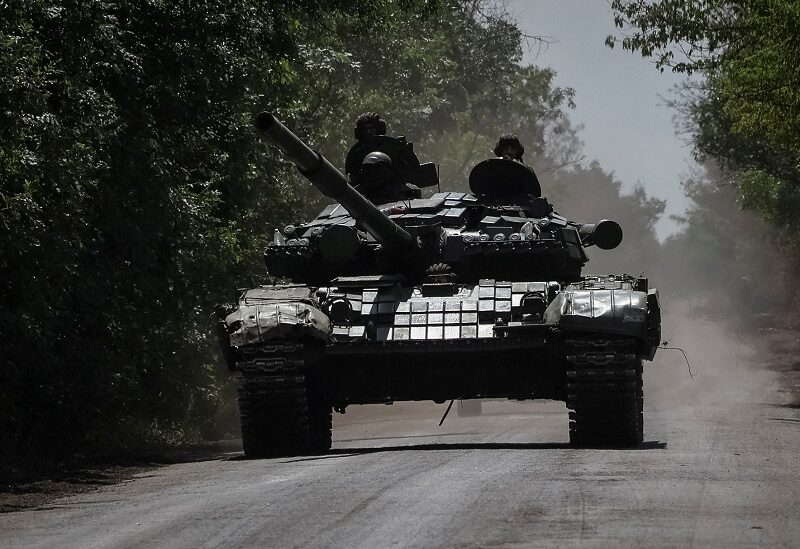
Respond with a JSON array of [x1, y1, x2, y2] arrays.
[[254, 112, 417, 250], [578, 219, 623, 250]]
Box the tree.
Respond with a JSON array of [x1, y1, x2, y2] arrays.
[[658, 163, 794, 313]]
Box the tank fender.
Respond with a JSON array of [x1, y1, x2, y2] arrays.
[[223, 287, 331, 347], [544, 288, 649, 341], [645, 289, 662, 360]]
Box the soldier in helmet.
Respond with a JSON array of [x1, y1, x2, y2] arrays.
[[356, 151, 421, 204], [346, 112, 388, 184], [494, 134, 525, 162], [346, 112, 424, 203], [357, 151, 393, 201], [465, 133, 540, 200]]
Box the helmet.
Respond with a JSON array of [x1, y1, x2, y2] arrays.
[[360, 152, 393, 190], [354, 112, 387, 140], [361, 151, 392, 167], [494, 134, 525, 160]]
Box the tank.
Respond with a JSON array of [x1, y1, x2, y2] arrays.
[[217, 112, 662, 457]]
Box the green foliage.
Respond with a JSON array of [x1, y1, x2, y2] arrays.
[[609, 0, 800, 242], [0, 0, 411, 466], [607, 0, 751, 74]]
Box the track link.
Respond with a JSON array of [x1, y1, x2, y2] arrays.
[[237, 342, 331, 458], [566, 337, 643, 448]]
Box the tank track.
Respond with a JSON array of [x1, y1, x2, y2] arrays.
[[237, 342, 332, 458], [566, 337, 643, 448]]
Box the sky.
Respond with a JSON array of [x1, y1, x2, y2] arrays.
[[507, 0, 695, 239]]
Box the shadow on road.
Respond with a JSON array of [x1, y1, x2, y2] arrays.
[[274, 440, 666, 463]]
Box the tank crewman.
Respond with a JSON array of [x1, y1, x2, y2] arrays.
[[494, 134, 525, 162], [354, 112, 387, 141], [467, 133, 542, 206], [356, 151, 421, 204], [346, 112, 388, 184], [347, 112, 422, 202], [357, 151, 393, 202]]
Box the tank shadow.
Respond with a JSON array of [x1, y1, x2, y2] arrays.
[[333, 432, 481, 443], [277, 440, 666, 462]]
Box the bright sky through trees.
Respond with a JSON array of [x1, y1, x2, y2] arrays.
[[509, 0, 694, 238]]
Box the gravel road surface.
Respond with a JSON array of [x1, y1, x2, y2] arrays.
[[2, 309, 798, 548]]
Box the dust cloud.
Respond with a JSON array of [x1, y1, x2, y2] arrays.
[[646, 299, 782, 410]]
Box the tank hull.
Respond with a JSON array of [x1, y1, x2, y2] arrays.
[[220, 274, 659, 455], [309, 338, 560, 404]]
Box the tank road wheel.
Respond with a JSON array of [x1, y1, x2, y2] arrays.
[[566, 337, 643, 448], [237, 342, 332, 458]]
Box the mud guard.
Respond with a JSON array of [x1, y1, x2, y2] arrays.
[[544, 287, 661, 360], [221, 286, 331, 350]]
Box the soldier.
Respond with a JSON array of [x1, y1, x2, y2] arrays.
[[465, 133, 539, 200], [494, 134, 525, 162], [354, 112, 387, 141], [356, 151, 421, 204], [346, 112, 424, 200], [346, 113, 387, 183], [356, 151, 393, 201]]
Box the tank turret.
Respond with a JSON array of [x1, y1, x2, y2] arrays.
[[255, 112, 628, 284]]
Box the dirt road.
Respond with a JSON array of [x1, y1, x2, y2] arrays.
[[2, 307, 798, 548]]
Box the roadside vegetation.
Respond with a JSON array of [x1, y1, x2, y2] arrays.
[[609, 0, 800, 312]]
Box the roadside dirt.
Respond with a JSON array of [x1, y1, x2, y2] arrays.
[[1, 464, 158, 514], [759, 324, 800, 407], [0, 441, 241, 513]]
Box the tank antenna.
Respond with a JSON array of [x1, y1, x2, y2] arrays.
[[438, 399, 456, 426], [660, 341, 694, 380]]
